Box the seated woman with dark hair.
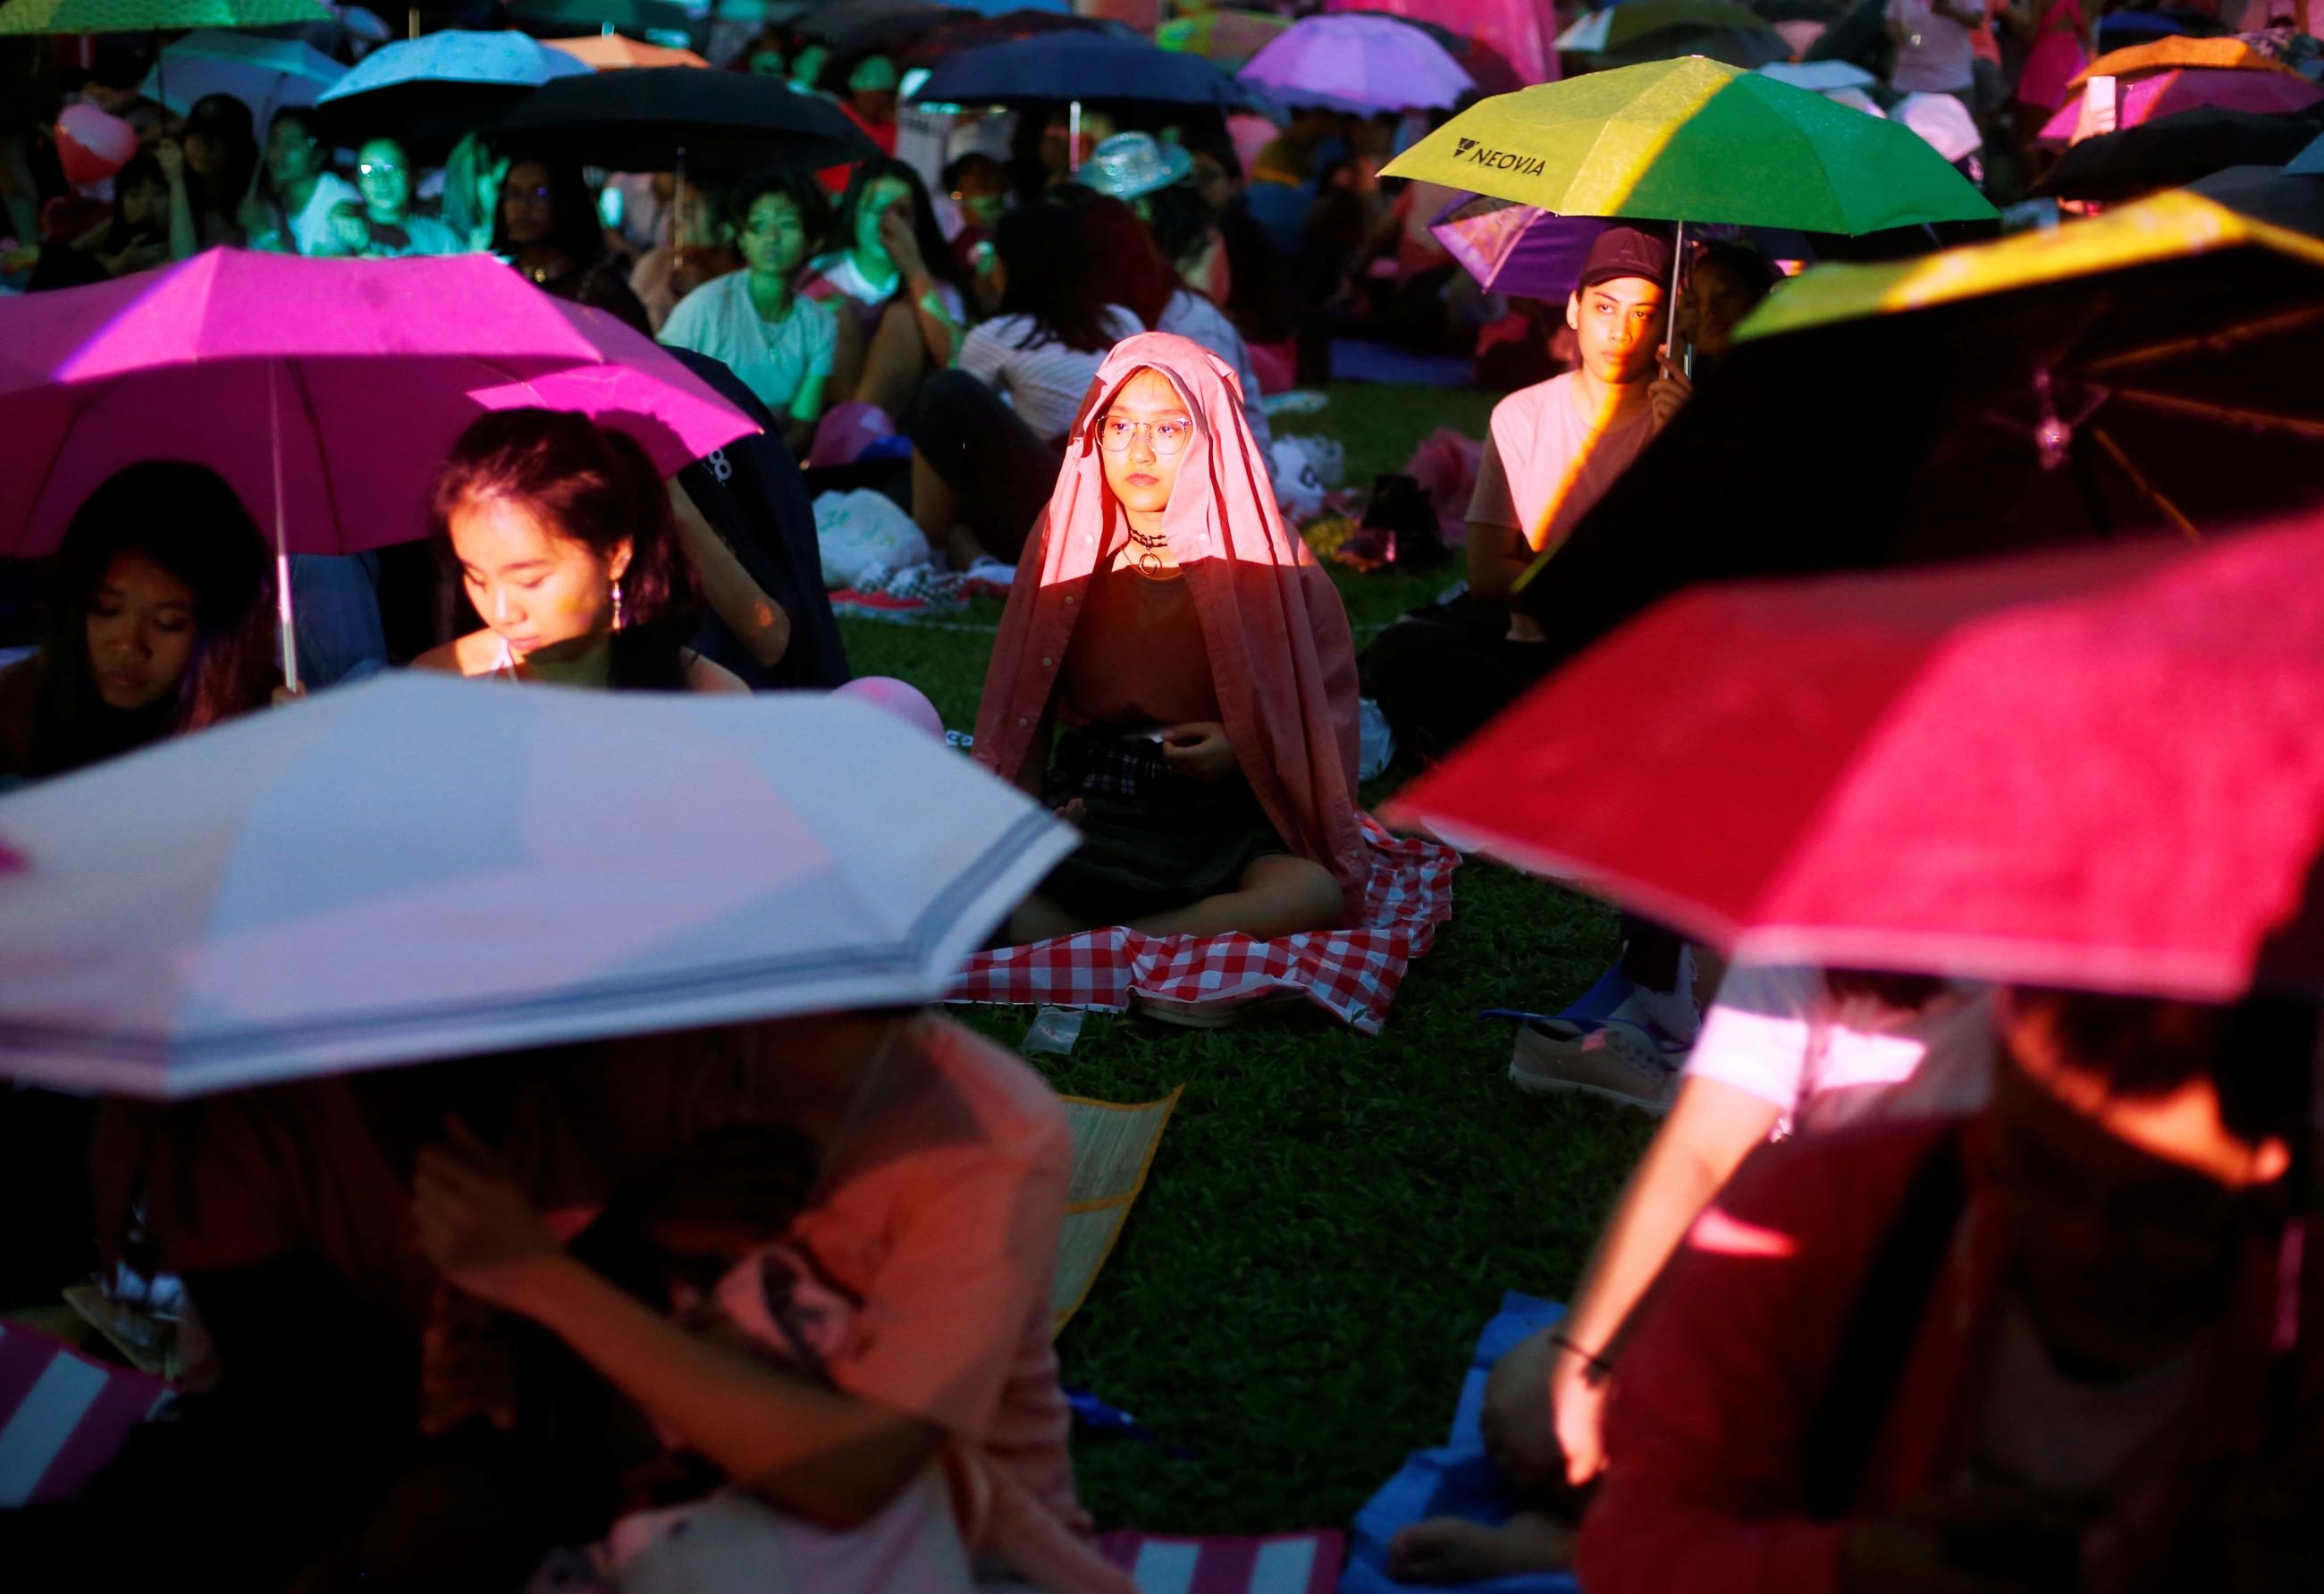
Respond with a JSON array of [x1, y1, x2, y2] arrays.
[[799, 158, 969, 424], [977, 333, 1361, 944], [659, 174, 843, 456], [906, 201, 1142, 570], [493, 157, 652, 335], [245, 105, 363, 257], [0, 461, 275, 780], [413, 408, 746, 694], [68, 151, 173, 277]]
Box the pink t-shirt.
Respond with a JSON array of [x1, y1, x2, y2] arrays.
[[1687, 963, 1995, 1134], [1466, 371, 1660, 553]]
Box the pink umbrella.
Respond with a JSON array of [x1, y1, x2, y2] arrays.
[[2039, 65, 2323, 144], [1239, 12, 1475, 113], [0, 249, 759, 687], [1326, 0, 1559, 87]]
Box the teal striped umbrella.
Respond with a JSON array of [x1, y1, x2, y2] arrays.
[[0, 0, 332, 32]]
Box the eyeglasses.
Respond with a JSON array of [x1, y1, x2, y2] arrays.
[[1096, 416, 1191, 455], [358, 161, 403, 177]]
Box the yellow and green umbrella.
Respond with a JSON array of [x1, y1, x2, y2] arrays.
[[0, 0, 330, 31], [1381, 56, 1997, 235], [1736, 188, 2324, 343]]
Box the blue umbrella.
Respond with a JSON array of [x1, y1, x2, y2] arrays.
[[914, 29, 1263, 111], [139, 28, 346, 122], [316, 28, 591, 154]]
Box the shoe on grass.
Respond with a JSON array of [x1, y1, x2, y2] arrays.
[[1508, 1006, 1684, 1114]]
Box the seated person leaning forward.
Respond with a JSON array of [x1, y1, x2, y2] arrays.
[[414, 408, 748, 694], [975, 332, 1363, 944], [57, 1013, 1133, 1592]]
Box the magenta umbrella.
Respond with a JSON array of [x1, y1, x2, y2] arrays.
[[0, 249, 759, 687], [2038, 66, 2323, 144]]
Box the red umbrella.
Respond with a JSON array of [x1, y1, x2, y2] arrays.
[[1385, 512, 2324, 999]]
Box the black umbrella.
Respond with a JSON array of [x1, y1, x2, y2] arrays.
[[1748, 0, 1844, 20], [497, 67, 880, 172], [1512, 201, 2324, 661], [2040, 108, 2323, 203], [795, 0, 962, 55], [914, 30, 1261, 110], [899, 8, 1124, 71], [2185, 163, 2324, 239]]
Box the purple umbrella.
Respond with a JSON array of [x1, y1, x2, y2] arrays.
[[1237, 13, 1474, 114], [1429, 193, 1611, 299]]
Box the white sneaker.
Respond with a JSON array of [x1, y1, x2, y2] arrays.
[[1508, 997, 1687, 1114]]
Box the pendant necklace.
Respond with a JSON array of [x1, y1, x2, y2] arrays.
[[1125, 527, 1170, 578]]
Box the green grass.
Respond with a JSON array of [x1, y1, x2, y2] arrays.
[[842, 382, 1642, 1536]]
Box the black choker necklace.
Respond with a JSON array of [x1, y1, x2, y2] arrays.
[[1125, 527, 1170, 578]]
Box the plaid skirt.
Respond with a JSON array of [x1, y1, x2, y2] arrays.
[[1039, 728, 1290, 924]]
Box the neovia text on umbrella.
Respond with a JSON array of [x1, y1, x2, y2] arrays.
[[1454, 138, 1547, 178]]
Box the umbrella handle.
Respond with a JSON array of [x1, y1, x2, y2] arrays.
[[271, 362, 301, 696], [1663, 216, 1685, 367], [1068, 100, 1081, 175]]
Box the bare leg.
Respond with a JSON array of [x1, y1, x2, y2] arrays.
[[855, 299, 928, 418], [1125, 854, 1344, 940], [910, 446, 980, 569], [828, 300, 865, 409], [1387, 1509, 1575, 1583], [1006, 890, 1089, 946]]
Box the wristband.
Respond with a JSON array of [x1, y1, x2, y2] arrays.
[[1550, 1332, 1616, 1377]]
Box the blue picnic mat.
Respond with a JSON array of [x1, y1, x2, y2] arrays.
[[1339, 1292, 1582, 1594], [1326, 339, 1475, 388]]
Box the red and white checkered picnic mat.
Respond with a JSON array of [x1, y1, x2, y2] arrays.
[[951, 817, 1458, 1033], [1100, 1529, 1343, 1593]]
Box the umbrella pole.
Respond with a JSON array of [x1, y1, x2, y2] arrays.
[[270, 362, 302, 695], [1663, 217, 1686, 367], [409, 8, 420, 40], [1068, 99, 1082, 174]]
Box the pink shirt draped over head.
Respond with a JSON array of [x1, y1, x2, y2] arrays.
[[973, 332, 1368, 909]]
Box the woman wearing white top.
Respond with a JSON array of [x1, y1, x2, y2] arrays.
[[661, 176, 841, 458], [1389, 965, 1995, 1583], [244, 106, 363, 257], [906, 203, 1141, 571]]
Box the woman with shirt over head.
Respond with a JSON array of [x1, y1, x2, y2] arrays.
[[413, 408, 745, 695], [976, 333, 1360, 949]]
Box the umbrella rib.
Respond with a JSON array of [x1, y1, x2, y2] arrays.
[[282, 354, 350, 554], [14, 375, 119, 551], [2086, 426, 2202, 543], [2108, 389, 2324, 441], [2084, 304, 2324, 374]]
